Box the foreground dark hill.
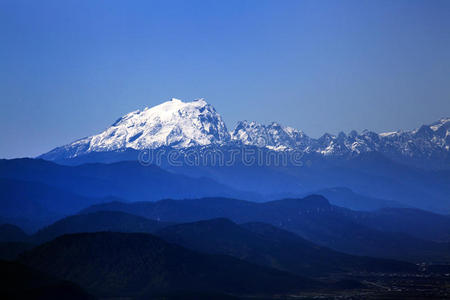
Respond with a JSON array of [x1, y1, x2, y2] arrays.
[[0, 242, 34, 261], [0, 224, 32, 260], [31, 211, 171, 244], [19, 232, 318, 298], [156, 218, 417, 276], [0, 223, 28, 242], [0, 260, 94, 299], [0, 211, 170, 260], [82, 196, 450, 262]]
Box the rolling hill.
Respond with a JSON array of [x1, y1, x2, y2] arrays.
[[156, 218, 417, 276], [19, 232, 319, 298]]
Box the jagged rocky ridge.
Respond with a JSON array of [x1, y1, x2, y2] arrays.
[[40, 98, 450, 166]]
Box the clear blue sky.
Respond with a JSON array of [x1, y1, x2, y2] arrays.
[[1, 0, 449, 158]]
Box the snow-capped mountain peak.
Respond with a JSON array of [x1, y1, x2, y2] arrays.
[[44, 98, 230, 158], [92, 98, 230, 151]]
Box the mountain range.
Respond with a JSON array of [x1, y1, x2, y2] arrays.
[[1, 211, 416, 275], [29, 98, 450, 214], [39, 98, 449, 169]]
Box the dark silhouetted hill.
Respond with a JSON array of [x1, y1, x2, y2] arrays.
[[31, 211, 171, 244], [0, 260, 94, 299], [0, 223, 28, 242], [19, 232, 319, 298], [156, 218, 417, 276]]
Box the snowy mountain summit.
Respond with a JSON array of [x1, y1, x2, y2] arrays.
[[42, 98, 230, 159], [90, 98, 230, 150], [41, 98, 449, 167]]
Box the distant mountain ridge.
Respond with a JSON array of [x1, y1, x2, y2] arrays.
[[81, 196, 450, 262], [39, 98, 450, 168], [156, 218, 417, 276], [0, 158, 257, 203], [0, 158, 263, 232], [232, 117, 450, 158]]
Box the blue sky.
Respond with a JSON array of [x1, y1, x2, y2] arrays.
[[1, 0, 450, 158]]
